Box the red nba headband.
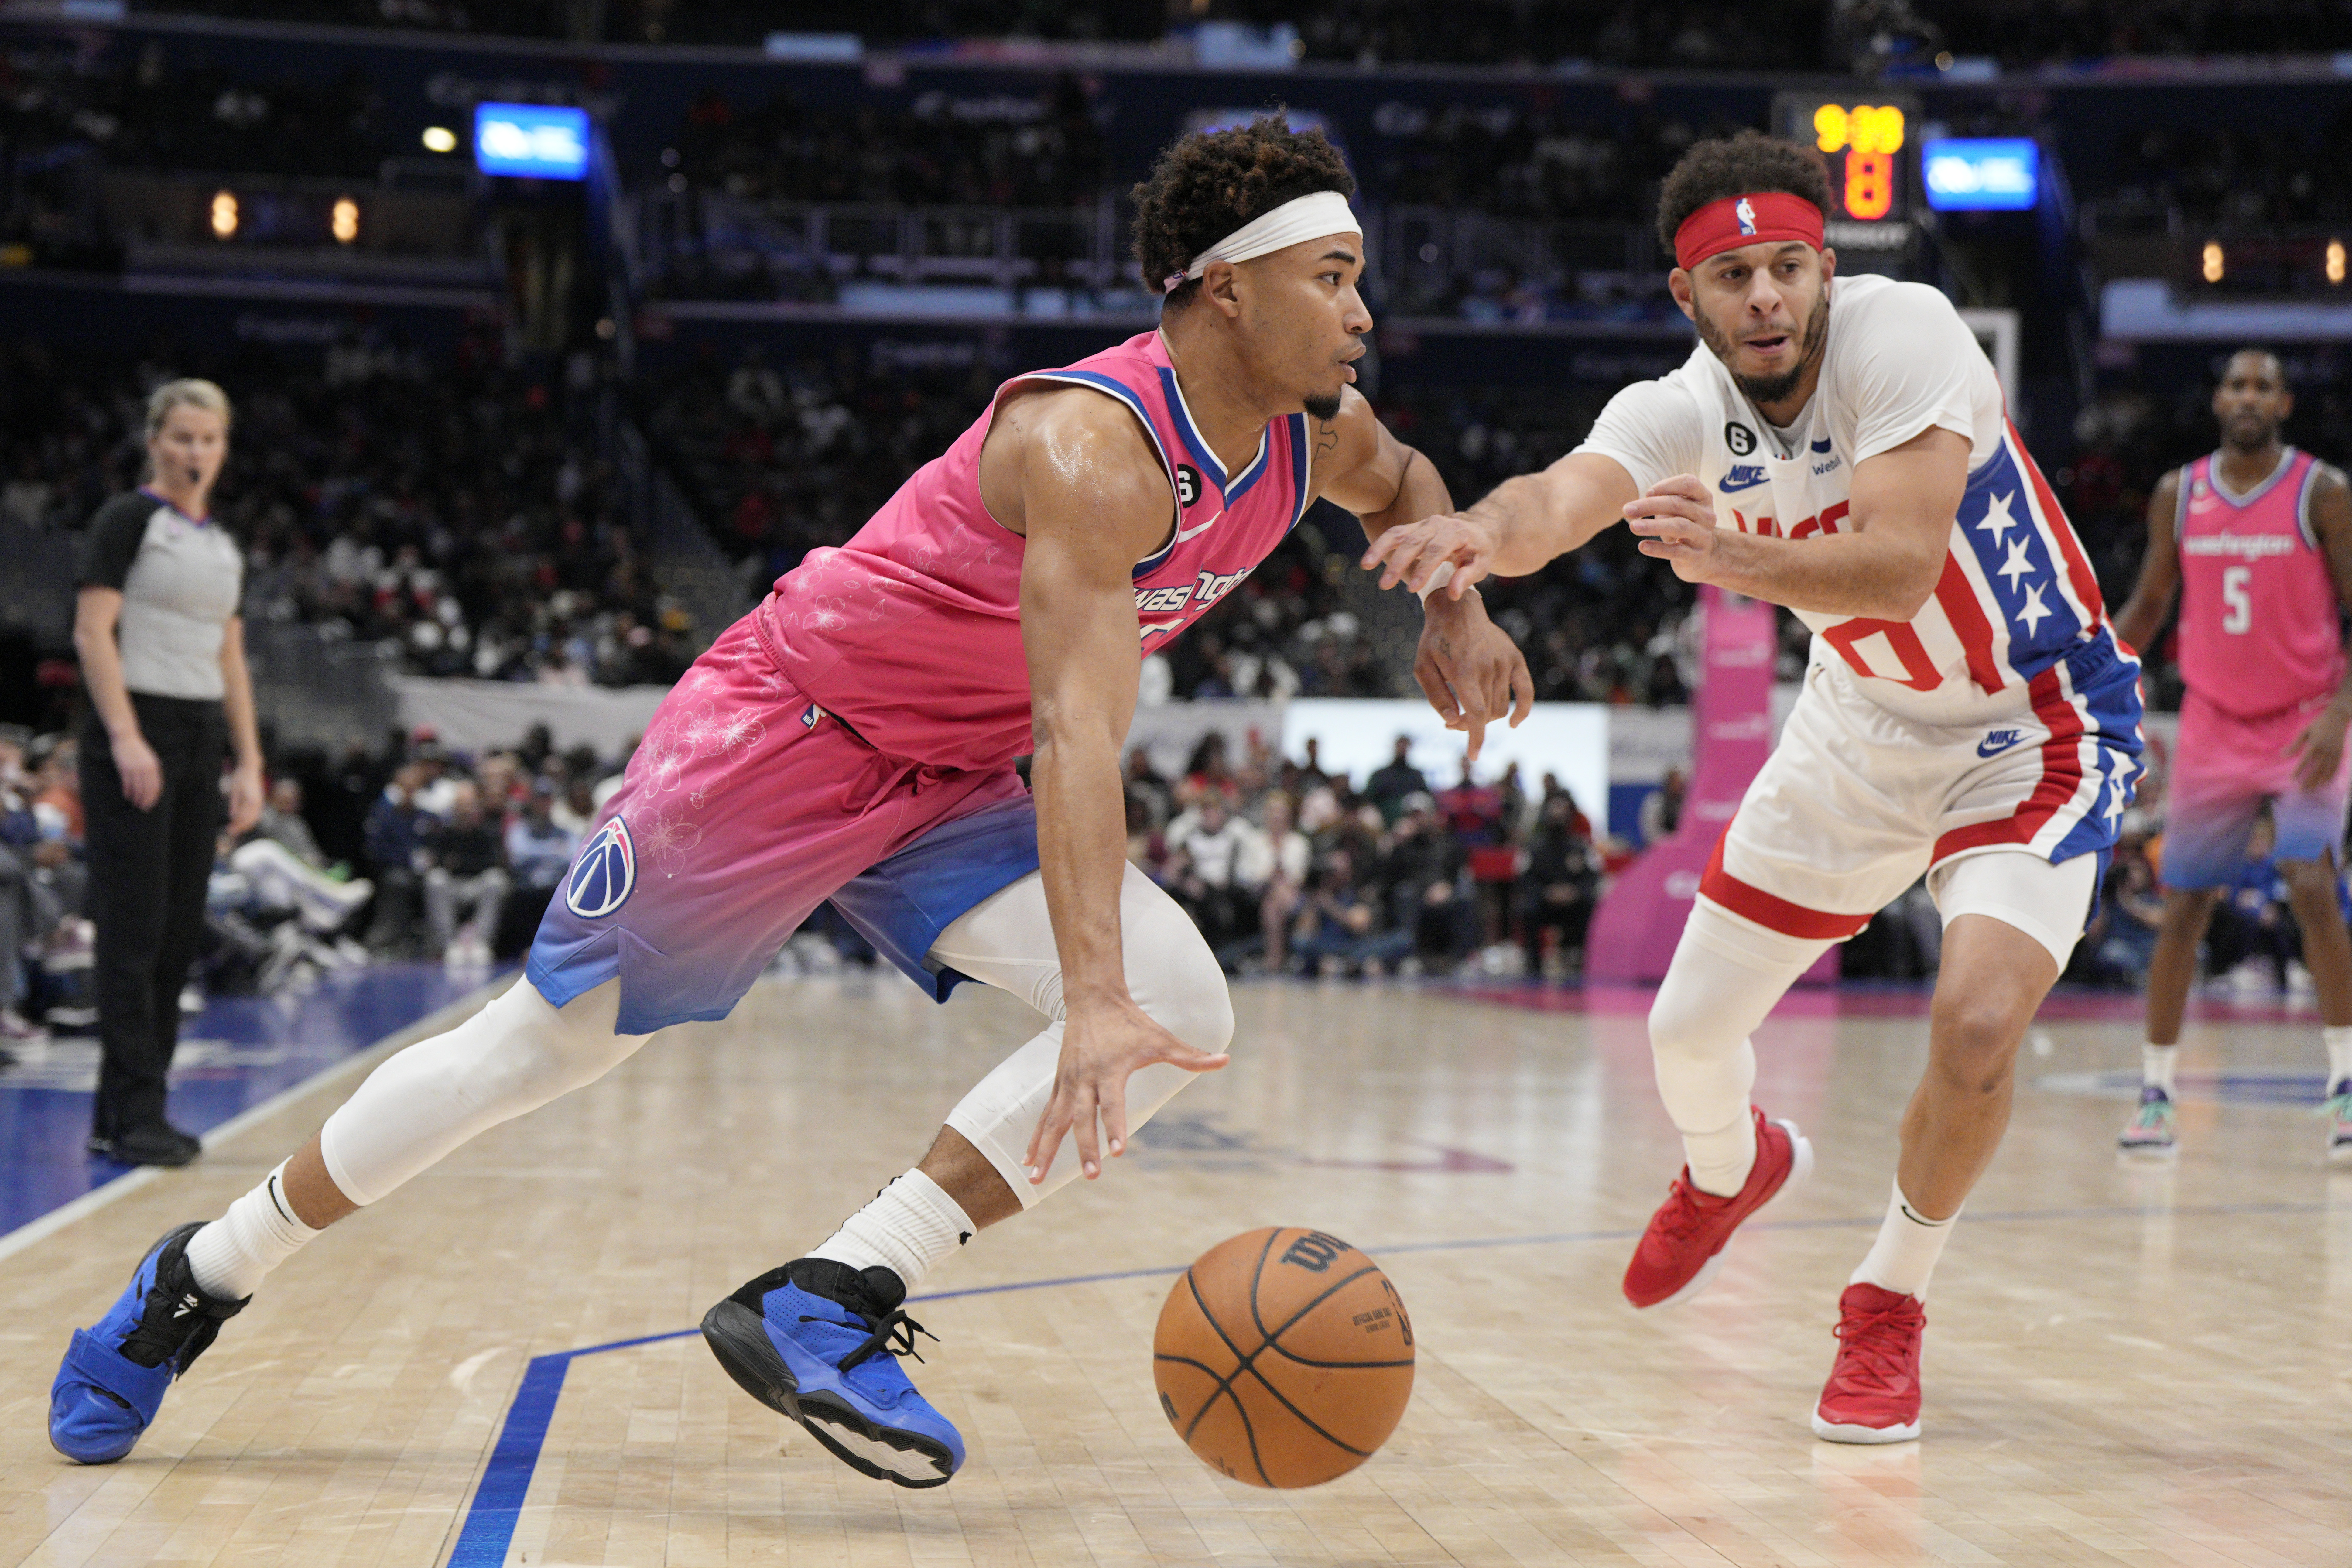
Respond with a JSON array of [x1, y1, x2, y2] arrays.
[[1672, 191, 1825, 271]]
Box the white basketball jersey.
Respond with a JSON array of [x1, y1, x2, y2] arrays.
[[1577, 275, 2119, 726]]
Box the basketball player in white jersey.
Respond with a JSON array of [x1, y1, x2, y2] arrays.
[[1367, 131, 2145, 1443], [2109, 348, 2352, 1160]]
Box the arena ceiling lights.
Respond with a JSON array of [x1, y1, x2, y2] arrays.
[[474, 104, 591, 180]]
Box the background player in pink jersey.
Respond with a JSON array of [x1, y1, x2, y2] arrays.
[[46, 119, 1532, 1484], [1368, 132, 2144, 1444], [2110, 348, 2352, 1160]]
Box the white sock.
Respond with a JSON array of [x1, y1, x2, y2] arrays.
[[1685, 1110, 1758, 1198], [2324, 1026, 2352, 1092], [2142, 1042, 2178, 1096], [1849, 1181, 1957, 1300], [808, 1169, 974, 1296], [184, 1161, 320, 1301]]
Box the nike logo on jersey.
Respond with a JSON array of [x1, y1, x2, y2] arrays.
[[1718, 464, 1769, 493], [1174, 509, 1223, 543], [1977, 729, 2026, 757]]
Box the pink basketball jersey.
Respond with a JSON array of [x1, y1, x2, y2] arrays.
[[2174, 448, 2342, 717], [755, 330, 1315, 769]]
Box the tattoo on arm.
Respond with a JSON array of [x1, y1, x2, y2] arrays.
[[1315, 420, 1339, 459]]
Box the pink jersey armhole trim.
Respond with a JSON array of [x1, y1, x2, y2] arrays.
[[984, 370, 1183, 566]]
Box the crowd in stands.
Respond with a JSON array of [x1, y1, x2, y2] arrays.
[[672, 78, 1105, 210], [0, 336, 697, 685], [0, 36, 395, 266], [1125, 730, 1607, 978], [1926, 1, 2352, 68], [122, 0, 2352, 63], [2095, 116, 2352, 230], [2, 700, 2335, 1063]]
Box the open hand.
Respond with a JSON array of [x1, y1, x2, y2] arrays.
[[1625, 475, 1724, 584], [1361, 512, 1501, 600], [1024, 997, 1229, 1184], [2286, 705, 2351, 793], [111, 731, 162, 811], [1417, 592, 1533, 760], [226, 761, 265, 835]]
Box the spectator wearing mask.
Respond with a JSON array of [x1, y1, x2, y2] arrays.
[[71, 379, 264, 1166], [422, 782, 508, 968]]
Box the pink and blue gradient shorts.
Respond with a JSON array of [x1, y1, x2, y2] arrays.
[[2160, 688, 2352, 890], [526, 615, 1040, 1034]]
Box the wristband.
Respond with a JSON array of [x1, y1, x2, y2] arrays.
[[1416, 562, 1456, 604]]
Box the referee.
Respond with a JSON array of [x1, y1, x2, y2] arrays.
[[72, 379, 265, 1166]]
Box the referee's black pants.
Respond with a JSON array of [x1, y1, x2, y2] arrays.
[[80, 695, 225, 1140]]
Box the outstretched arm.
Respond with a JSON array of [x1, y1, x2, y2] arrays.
[[1626, 425, 1966, 621], [1361, 451, 1644, 600], [1001, 390, 1231, 1186], [2110, 468, 2182, 659], [1314, 388, 1533, 754]]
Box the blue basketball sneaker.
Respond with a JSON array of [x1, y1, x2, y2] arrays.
[[50, 1222, 247, 1464], [701, 1257, 963, 1487]]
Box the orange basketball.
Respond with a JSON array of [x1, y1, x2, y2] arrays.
[[1151, 1227, 1415, 1488]]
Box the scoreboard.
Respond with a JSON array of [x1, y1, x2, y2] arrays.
[[1771, 92, 1920, 264]]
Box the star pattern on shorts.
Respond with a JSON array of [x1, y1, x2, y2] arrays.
[[2015, 581, 2054, 636], [1996, 535, 2037, 590], [1975, 490, 2021, 544], [2101, 759, 2131, 823]]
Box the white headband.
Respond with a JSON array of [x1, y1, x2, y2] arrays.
[[1164, 190, 1362, 295]]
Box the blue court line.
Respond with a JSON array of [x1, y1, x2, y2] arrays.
[[442, 1195, 2335, 1566]]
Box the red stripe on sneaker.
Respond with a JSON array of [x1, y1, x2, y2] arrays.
[[1700, 831, 1875, 940]]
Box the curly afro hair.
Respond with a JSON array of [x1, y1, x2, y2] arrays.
[[1655, 130, 1833, 257], [1130, 113, 1356, 308]]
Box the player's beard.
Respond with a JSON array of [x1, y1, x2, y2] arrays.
[[1303, 389, 1342, 422], [1696, 291, 1829, 408]]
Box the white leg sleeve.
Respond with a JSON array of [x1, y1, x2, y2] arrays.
[[1649, 900, 1834, 1192], [318, 977, 652, 1206], [1928, 848, 2098, 971], [930, 864, 1234, 1207]]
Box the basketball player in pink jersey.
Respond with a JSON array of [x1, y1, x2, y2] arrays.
[[1368, 132, 2143, 1444], [2110, 348, 2352, 1160], [47, 119, 1533, 1484]]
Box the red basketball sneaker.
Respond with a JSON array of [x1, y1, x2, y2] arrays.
[[1621, 1108, 1813, 1309], [1811, 1282, 1926, 1443]]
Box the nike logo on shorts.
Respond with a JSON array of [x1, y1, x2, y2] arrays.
[[1977, 729, 2026, 758]]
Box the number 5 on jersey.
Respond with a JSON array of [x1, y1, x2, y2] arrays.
[[2222, 564, 2252, 635]]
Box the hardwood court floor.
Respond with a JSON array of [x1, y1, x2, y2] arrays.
[[5, 974, 2350, 1567]]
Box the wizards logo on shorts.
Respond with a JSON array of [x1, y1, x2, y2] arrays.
[[564, 817, 636, 919]]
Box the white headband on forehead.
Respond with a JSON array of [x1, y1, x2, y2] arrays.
[[1164, 189, 1362, 295]]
